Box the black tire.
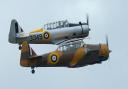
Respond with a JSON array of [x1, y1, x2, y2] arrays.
[[31, 69, 35, 74]]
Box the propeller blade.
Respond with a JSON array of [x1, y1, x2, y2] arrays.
[[106, 35, 108, 46], [106, 35, 112, 53], [86, 14, 89, 25]]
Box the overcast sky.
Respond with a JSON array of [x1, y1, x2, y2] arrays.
[[0, 0, 128, 89]]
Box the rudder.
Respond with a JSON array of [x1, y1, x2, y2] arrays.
[[20, 41, 37, 67], [8, 19, 24, 43]]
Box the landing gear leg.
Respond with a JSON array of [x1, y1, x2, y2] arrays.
[[31, 67, 35, 74]]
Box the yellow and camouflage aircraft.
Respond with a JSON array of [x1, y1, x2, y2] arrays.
[[20, 37, 111, 74], [9, 17, 90, 49]]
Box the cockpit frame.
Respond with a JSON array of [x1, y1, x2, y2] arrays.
[[57, 39, 85, 52], [44, 20, 69, 30]]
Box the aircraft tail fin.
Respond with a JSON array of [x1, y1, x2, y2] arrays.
[[20, 41, 37, 67], [8, 19, 24, 44], [21, 41, 37, 59]]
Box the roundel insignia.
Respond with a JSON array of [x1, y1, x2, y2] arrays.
[[44, 32, 49, 39], [51, 54, 57, 62], [48, 52, 60, 65]]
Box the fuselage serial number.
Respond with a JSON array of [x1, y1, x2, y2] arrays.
[[30, 34, 43, 41]]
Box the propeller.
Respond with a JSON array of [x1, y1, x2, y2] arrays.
[[79, 14, 89, 25], [106, 35, 111, 53], [86, 14, 91, 31], [106, 35, 108, 46], [79, 21, 84, 35], [78, 14, 90, 35], [86, 14, 89, 26]]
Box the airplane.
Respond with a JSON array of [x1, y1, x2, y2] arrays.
[[8, 16, 90, 50], [20, 37, 111, 74]]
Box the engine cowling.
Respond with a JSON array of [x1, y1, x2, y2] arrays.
[[99, 44, 109, 58]]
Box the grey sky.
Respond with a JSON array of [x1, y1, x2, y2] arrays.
[[0, 0, 128, 89]]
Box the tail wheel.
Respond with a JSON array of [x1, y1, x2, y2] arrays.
[[31, 69, 35, 74], [31, 66, 35, 74]]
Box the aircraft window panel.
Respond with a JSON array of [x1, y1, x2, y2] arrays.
[[52, 22, 55, 29], [70, 44, 73, 47], [55, 22, 58, 28], [53, 23, 55, 29], [49, 23, 51, 29], [47, 24, 49, 30], [48, 24, 50, 29], [59, 46, 62, 51], [63, 46, 67, 51], [50, 23, 53, 29], [60, 21, 62, 27], [45, 24, 47, 29], [77, 44, 81, 48], [71, 44, 75, 49], [58, 46, 62, 51], [64, 46, 69, 51], [61, 46, 64, 51], [44, 25, 46, 29], [43, 20, 70, 30], [58, 21, 60, 26], [74, 44, 77, 49], [60, 21, 62, 26], [51, 23, 54, 29], [64, 20, 68, 27], [45, 24, 48, 30], [53, 22, 55, 29], [59, 20, 63, 26], [45, 24, 48, 29], [57, 39, 85, 52], [58, 41, 85, 52], [67, 45, 71, 51]]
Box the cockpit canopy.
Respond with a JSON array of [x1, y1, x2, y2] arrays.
[[57, 39, 85, 52], [43, 20, 87, 30], [44, 20, 69, 30]]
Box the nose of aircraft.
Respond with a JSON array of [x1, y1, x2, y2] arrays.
[[99, 44, 111, 60], [99, 35, 111, 60]]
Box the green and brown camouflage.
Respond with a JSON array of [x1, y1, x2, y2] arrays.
[[20, 41, 110, 68]]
